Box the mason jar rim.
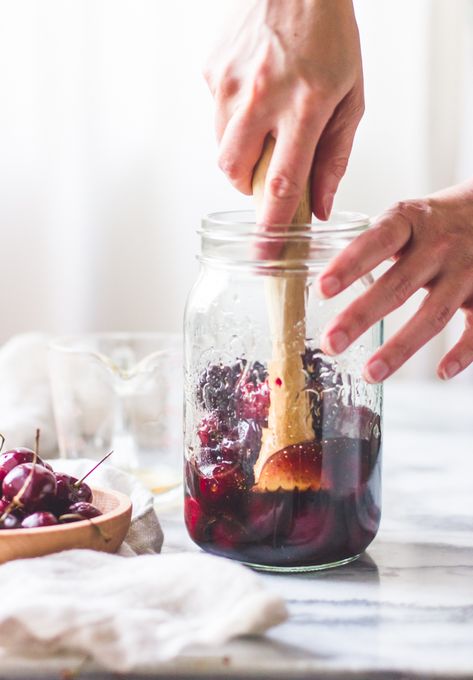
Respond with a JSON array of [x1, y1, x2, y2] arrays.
[[201, 210, 370, 239]]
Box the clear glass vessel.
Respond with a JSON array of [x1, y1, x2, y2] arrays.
[[184, 211, 382, 572], [49, 333, 183, 497]]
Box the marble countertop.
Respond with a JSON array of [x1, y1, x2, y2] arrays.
[[2, 380, 473, 679]]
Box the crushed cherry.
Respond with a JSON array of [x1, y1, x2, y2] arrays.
[[236, 380, 270, 423], [186, 350, 382, 568]]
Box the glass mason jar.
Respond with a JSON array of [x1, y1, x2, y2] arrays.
[[184, 211, 382, 572]]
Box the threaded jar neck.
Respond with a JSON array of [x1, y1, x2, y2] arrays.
[[199, 211, 370, 271]]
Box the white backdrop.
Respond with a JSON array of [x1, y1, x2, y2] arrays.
[[0, 0, 472, 380]]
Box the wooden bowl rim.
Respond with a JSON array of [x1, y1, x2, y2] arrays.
[[0, 486, 132, 538]]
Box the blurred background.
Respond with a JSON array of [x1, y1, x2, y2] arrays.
[[0, 0, 472, 381]]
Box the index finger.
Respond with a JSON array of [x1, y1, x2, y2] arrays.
[[259, 111, 329, 227], [316, 210, 413, 298]]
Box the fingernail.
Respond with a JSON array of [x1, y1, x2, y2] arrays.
[[440, 361, 460, 380], [322, 192, 335, 220], [318, 275, 341, 298], [365, 359, 389, 383], [325, 330, 349, 355]]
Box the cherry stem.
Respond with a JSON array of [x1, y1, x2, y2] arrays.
[[0, 429, 42, 522], [59, 513, 85, 522], [0, 433, 4, 454], [33, 428, 40, 465], [75, 450, 113, 487]]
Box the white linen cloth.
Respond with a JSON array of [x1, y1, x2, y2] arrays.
[[0, 550, 287, 672], [0, 374, 288, 671]]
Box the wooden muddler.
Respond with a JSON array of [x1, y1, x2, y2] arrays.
[[252, 136, 314, 486]]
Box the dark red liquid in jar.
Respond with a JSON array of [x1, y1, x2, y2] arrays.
[[185, 352, 382, 569]]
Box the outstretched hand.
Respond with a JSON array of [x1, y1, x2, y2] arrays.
[[204, 0, 364, 224], [317, 180, 473, 382]]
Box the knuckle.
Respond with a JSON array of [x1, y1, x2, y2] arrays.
[[249, 62, 273, 102], [432, 239, 451, 263], [327, 155, 349, 181], [390, 198, 433, 226], [296, 85, 318, 118], [310, 77, 343, 103], [344, 88, 365, 121], [296, 104, 316, 130], [427, 303, 451, 333], [328, 88, 365, 132], [218, 153, 242, 182], [374, 224, 398, 253], [355, 96, 365, 119], [388, 273, 413, 306], [268, 173, 301, 201], [389, 200, 413, 223], [348, 103, 365, 127], [390, 199, 413, 217], [251, 75, 270, 103], [216, 69, 241, 101]]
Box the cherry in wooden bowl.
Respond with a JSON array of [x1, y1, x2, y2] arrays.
[[0, 487, 132, 564]]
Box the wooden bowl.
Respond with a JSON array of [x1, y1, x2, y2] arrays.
[[0, 487, 132, 565]]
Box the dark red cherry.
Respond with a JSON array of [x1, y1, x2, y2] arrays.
[[197, 412, 233, 448], [2, 463, 57, 509], [0, 497, 10, 514], [246, 490, 293, 541], [184, 496, 204, 536], [21, 511, 58, 528], [236, 381, 270, 423], [212, 515, 247, 549], [0, 448, 47, 485], [236, 419, 262, 482], [237, 419, 262, 456], [199, 431, 244, 467], [53, 472, 93, 513], [197, 363, 239, 416], [287, 503, 329, 547], [342, 482, 381, 549], [197, 461, 247, 510], [218, 437, 243, 462], [65, 502, 102, 520]]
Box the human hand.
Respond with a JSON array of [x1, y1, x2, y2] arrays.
[[204, 0, 364, 224], [317, 180, 473, 382]]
